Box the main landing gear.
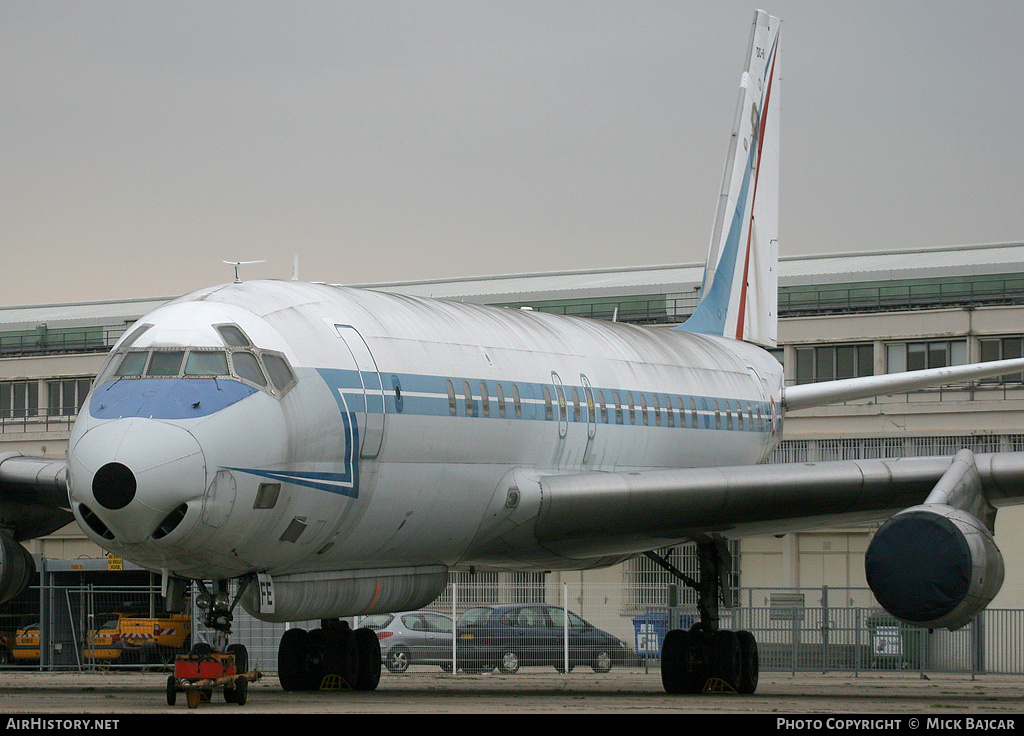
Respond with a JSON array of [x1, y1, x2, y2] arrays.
[[646, 538, 759, 695], [277, 619, 381, 692]]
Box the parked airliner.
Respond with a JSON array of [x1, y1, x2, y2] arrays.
[[2, 10, 1024, 695]]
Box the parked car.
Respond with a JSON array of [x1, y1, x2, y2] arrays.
[[455, 604, 631, 674], [362, 610, 454, 673]]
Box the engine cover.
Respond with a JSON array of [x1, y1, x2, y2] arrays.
[[239, 565, 449, 622], [865, 504, 1004, 630], [0, 530, 36, 605]]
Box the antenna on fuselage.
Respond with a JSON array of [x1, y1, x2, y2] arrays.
[[224, 260, 266, 283]]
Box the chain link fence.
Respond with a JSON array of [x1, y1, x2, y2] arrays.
[[3, 581, 1021, 677]]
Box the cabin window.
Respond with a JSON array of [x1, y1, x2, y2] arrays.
[[690, 397, 698, 428], [512, 384, 522, 418], [714, 399, 721, 429], [665, 395, 674, 427], [479, 381, 490, 417], [627, 392, 635, 425], [556, 385, 567, 422], [652, 394, 661, 426], [446, 380, 457, 415], [542, 385, 553, 421], [640, 394, 649, 425], [571, 387, 581, 421], [463, 380, 475, 417], [584, 386, 595, 424], [496, 383, 506, 417], [598, 390, 607, 423], [613, 391, 623, 424]]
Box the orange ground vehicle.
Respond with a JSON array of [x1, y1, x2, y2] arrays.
[[82, 613, 191, 663]]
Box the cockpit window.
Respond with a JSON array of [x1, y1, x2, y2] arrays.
[[231, 352, 267, 387], [148, 351, 184, 376], [216, 324, 252, 348], [262, 352, 295, 393], [118, 323, 152, 351], [185, 351, 229, 376], [114, 351, 147, 377]]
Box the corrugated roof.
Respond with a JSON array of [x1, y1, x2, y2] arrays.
[[2, 242, 1022, 328]]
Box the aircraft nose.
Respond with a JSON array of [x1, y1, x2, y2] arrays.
[[68, 418, 206, 544]]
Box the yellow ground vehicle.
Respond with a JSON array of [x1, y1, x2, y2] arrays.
[[14, 613, 191, 664], [12, 623, 40, 662], [82, 613, 191, 664]]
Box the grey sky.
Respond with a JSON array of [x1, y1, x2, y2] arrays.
[[3, 1, 1023, 305]]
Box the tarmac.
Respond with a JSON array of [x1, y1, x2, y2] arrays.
[[0, 667, 1022, 716]]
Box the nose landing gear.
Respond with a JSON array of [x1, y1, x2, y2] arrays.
[[165, 578, 262, 708]]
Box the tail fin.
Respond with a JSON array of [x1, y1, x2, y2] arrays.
[[678, 10, 780, 348]]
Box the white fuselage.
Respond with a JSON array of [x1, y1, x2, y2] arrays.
[[66, 280, 784, 581]]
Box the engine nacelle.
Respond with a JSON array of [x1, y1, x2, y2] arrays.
[[240, 565, 449, 623], [0, 530, 36, 605], [865, 504, 1004, 630]]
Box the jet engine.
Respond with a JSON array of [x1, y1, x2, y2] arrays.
[[0, 530, 36, 605], [865, 503, 1004, 631]]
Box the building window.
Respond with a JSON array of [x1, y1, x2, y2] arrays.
[[47, 377, 93, 417], [1, 381, 39, 418], [795, 343, 874, 384], [886, 340, 966, 373], [979, 336, 1024, 384]]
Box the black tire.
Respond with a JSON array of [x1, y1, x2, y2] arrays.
[[736, 630, 759, 694], [497, 651, 520, 674], [322, 623, 359, 686], [661, 629, 703, 694], [278, 628, 316, 692], [354, 628, 382, 691], [166, 675, 177, 706], [385, 646, 411, 673], [709, 630, 741, 690], [189, 642, 214, 657], [233, 676, 248, 706], [227, 643, 249, 674]]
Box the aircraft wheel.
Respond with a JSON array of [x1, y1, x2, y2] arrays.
[[709, 630, 741, 691], [354, 627, 381, 691], [736, 630, 759, 694], [661, 629, 703, 694], [322, 622, 359, 687], [278, 628, 320, 691]]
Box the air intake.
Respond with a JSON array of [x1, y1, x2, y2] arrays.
[[152, 503, 189, 540]]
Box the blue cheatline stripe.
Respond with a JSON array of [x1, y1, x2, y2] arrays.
[[314, 368, 772, 435], [224, 396, 360, 498]]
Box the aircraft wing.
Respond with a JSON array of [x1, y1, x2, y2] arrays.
[[0, 452, 73, 542], [531, 451, 1024, 559]]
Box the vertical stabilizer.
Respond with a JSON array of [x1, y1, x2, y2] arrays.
[[678, 10, 780, 348]]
